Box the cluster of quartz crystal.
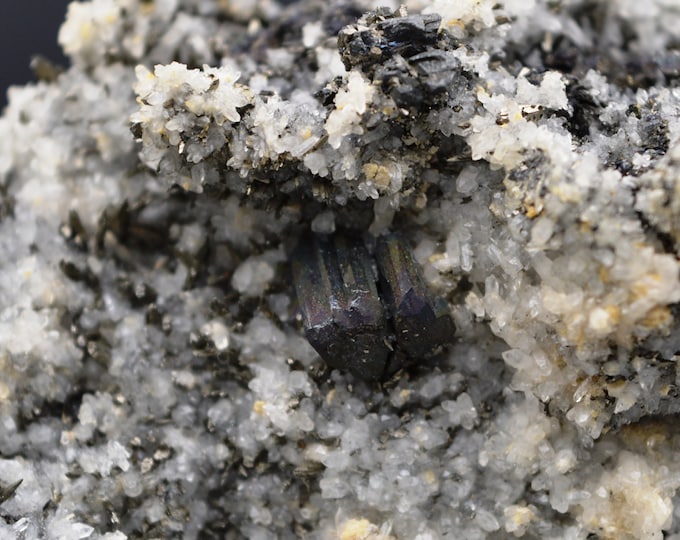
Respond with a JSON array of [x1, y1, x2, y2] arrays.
[[2, 0, 680, 539]]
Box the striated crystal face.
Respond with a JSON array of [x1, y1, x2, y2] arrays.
[[376, 233, 456, 366], [292, 232, 391, 379], [292, 232, 455, 379]]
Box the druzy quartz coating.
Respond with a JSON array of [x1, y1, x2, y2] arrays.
[[292, 232, 455, 379]]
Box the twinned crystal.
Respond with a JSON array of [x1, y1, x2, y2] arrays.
[[292, 233, 391, 380], [292, 232, 455, 379]]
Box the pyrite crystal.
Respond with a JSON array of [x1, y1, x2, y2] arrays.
[[292, 232, 455, 379]]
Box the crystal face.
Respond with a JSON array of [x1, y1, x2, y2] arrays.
[[292, 232, 455, 379], [376, 233, 456, 366]]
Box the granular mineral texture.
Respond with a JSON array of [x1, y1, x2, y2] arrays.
[[3, 1, 680, 539]]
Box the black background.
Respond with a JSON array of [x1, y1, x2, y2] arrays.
[[1, 0, 72, 109]]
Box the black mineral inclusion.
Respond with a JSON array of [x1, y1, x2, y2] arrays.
[[292, 232, 455, 380]]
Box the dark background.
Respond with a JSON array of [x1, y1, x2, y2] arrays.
[[1, 0, 72, 110]]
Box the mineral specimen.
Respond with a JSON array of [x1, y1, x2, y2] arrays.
[[4, 0, 680, 539]]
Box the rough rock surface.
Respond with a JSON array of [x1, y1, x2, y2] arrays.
[[2, 0, 680, 539]]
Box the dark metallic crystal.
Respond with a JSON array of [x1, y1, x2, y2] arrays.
[[337, 9, 441, 74], [292, 232, 456, 380], [375, 233, 455, 362], [291, 233, 391, 380]]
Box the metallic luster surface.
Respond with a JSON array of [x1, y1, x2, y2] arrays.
[[292, 233, 391, 380], [292, 232, 455, 379], [376, 233, 456, 368]]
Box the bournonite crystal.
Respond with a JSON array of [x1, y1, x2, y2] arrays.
[[10, 1, 680, 537], [292, 232, 455, 379], [291, 233, 391, 380], [376, 233, 456, 361]]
